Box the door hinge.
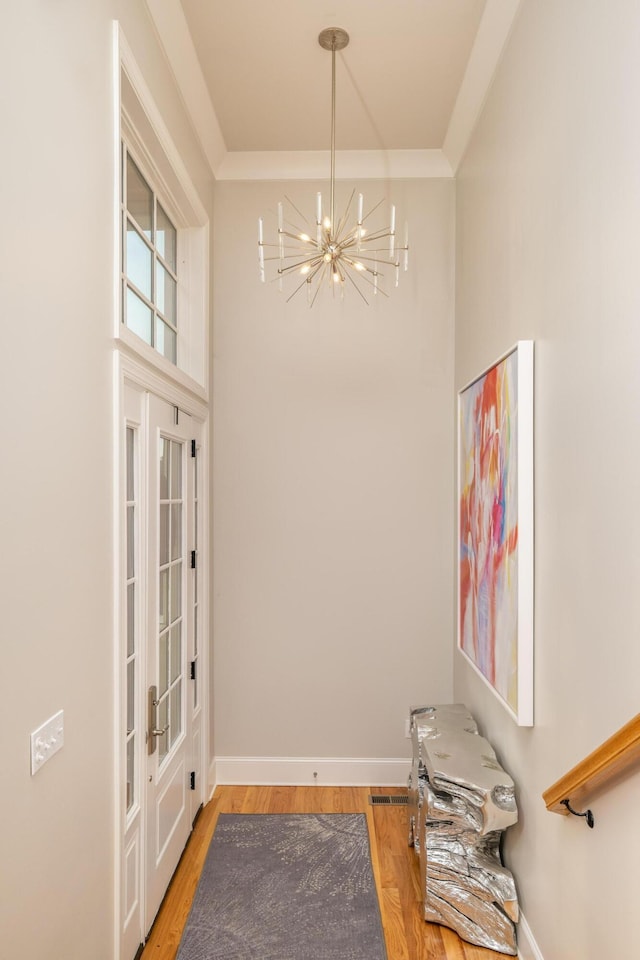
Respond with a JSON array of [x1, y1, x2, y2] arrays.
[[190, 549, 196, 569], [189, 771, 196, 790], [191, 439, 197, 458], [190, 660, 196, 680]]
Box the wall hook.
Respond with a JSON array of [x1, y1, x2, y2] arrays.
[[561, 798, 594, 828]]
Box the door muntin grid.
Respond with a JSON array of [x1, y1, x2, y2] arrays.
[[157, 436, 184, 763], [125, 426, 138, 814], [192, 442, 199, 709]]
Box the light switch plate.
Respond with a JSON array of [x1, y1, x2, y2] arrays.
[[30, 710, 64, 775]]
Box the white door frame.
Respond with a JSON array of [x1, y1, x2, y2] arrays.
[[114, 350, 209, 960]]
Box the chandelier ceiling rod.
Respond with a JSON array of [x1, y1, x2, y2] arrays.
[[318, 28, 350, 240]]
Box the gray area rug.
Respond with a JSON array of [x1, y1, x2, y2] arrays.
[[176, 813, 388, 960]]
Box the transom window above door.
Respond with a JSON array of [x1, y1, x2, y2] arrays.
[[122, 148, 178, 365]]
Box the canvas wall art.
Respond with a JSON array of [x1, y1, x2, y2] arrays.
[[457, 341, 534, 726]]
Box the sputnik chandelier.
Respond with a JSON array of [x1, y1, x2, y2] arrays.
[[258, 27, 409, 306]]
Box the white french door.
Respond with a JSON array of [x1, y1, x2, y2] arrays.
[[121, 381, 206, 959], [144, 394, 199, 929]]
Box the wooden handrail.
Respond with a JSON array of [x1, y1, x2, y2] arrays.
[[543, 713, 640, 815]]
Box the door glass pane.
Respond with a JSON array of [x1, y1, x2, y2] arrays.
[[158, 568, 169, 631], [170, 503, 182, 561], [126, 583, 135, 658], [159, 438, 170, 500], [159, 632, 169, 695], [155, 319, 177, 364], [170, 441, 181, 498], [126, 506, 134, 579], [126, 661, 135, 735], [126, 155, 152, 238], [126, 288, 152, 345], [126, 428, 134, 500], [159, 504, 170, 566], [170, 623, 181, 684], [157, 204, 177, 270], [170, 563, 182, 624], [126, 223, 152, 299]]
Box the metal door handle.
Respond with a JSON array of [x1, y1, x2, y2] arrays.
[[148, 685, 168, 755]]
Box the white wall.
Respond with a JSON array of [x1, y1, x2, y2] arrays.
[[0, 3, 211, 958], [212, 179, 455, 772], [454, 1, 640, 957]]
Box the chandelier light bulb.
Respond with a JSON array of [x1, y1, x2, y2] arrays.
[[258, 27, 409, 306]]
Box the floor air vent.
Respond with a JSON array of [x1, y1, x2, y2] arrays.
[[368, 795, 409, 806]]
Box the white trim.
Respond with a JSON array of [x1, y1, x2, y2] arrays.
[[115, 22, 210, 396], [216, 149, 453, 182], [112, 25, 124, 960], [208, 757, 218, 801], [143, 0, 226, 176], [118, 24, 208, 226], [517, 911, 545, 960], [214, 757, 409, 787], [115, 335, 207, 412], [442, 0, 523, 172]]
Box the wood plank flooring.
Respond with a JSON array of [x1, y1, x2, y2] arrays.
[[141, 785, 510, 960]]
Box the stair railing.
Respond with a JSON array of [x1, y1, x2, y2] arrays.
[[542, 713, 640, 828]]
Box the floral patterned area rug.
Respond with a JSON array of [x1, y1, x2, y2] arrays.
[[176, 813, 388, 960]]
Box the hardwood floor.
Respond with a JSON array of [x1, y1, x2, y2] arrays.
[[141, 785, 510, 960]]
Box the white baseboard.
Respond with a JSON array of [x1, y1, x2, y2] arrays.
[[207, 757, 218, 800], [214, 756, 409, 787], [518, 911, 544, 960]]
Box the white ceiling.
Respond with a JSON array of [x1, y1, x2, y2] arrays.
[[144, 0, 522, 179]]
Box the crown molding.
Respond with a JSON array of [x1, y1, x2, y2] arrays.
[[144, 0, 226, 174], [442, 0, 523, 173]]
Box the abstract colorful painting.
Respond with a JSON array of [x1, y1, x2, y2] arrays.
[[458, 342, 534, 726]]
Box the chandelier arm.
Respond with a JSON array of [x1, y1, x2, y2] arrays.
[[263, 252, 324, 262], [360, 197, 386, 222], [285, 260, 325, 303], [278, 229, 321, 246], [334, 189, 356, 242], [278, 255, 326, 276], [355, 228, 397, 243], [283, 195, 312, 226], [262, 245, 321, 254], [341, 265, 371, 305], [309, 268, 329, 308], [344, 253, 397, 266], [337, 230, 360, 249], [341, 255, 378, 278], [341, 261, 390, 295]]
